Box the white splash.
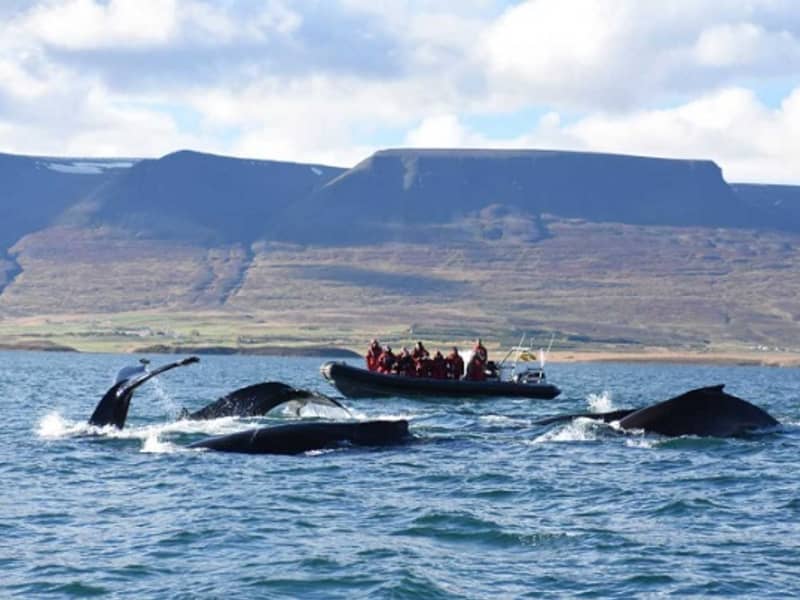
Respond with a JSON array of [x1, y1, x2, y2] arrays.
[[587, 390, 614, 412], [625, 437, 658, 449], [530, 417, 601, 443], [141, 432, 179, 454], [480, 414, 529, 427], [305, 448, 336, 456], [37, 412, 83, 438], [151, 379, 181, 417], [272, 400, 352, 420], [160, 416, 245, 436]]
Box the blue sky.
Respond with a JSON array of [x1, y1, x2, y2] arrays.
[[1, 0, 799, 182]]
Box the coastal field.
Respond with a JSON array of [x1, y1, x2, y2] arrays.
[[2, 310, 798, 367], [2, 218, 800, 364]]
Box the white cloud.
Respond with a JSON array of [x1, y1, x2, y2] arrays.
[[479, 0, 800, 110], [560, 87, 800, 182], [404, 114, 473, 147], [21, 0, 179, 49], [0, 0, 799, 183], [693, 22, 800, 71], [402, 87, 800, 183], [10, 0, 302, 50]]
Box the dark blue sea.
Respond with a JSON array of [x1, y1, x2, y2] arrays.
[[2, 351, 800, 598]]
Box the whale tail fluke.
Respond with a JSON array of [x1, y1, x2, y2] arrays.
[[88, 356, 200, 429]]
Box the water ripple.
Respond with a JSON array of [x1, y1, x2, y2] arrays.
[[3, 353, 800, 598]]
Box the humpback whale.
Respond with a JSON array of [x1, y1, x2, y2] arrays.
[[181, 382, 348, 420], [188, 419, 411, 454], [89, 358, 347, 430], [86, 358, 407, 455], [89, 356, 200, 429], [535, 385, 779, 437]]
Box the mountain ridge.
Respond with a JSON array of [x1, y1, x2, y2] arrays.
[[2, 146, 800, 352]]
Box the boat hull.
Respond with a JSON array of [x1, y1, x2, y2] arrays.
[[321, 361, 561, 399]]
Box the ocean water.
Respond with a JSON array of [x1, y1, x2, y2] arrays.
[[2, 351, 800, 598]]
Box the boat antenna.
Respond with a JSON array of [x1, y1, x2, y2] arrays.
[[540, 333, 555, 369], [499, 332, 525, 369]]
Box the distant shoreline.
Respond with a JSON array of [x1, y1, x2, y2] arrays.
[[131, 344, 361, 358], [548, 350, 800, 368], [0, 341, 360, 358], [1, 341, 798, 366]]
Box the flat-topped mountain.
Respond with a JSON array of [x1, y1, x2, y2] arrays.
[[3, 147, 800, 249], [283, 149, 754, 244]]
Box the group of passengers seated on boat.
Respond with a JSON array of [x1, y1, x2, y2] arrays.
[[365, 339, 496, 381]]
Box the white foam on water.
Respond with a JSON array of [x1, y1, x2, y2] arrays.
[[35, 409, 254, 444], [480, 414, 529, 427], [141, 432, 180, 454], [625, 437, 658, 449], [587, 390, 614, 412], [159, 416, 247, 436], [37, 412, 85, 438], [530, 417, 602, 443], [342, 406, 414, 422], [305, 448, 337, 456], [272, 400, 352, 420]]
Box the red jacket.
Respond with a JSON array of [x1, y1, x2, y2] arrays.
[[431, 354, 446, 379], [446, 353, 464, 380], [365, 347, 381, 371], [466, 356, 486, 381], [378, 351, 396, 373]]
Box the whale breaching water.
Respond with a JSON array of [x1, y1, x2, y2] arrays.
[[85, 357, 411, 454], [89, 357, 200, 429], [89, 357, 348, 429], [533, 385, 779, 438]]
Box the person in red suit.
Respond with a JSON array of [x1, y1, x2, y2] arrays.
[[431, 351, 446, 379], [411, 341, 429, 361], [446, 347, 464, 380], [473, 338, 488, 363], [378, 346, 396, 374], [365, 339, 382, 371], [396, 347, 416, 377], [465, 353, 486, 381]]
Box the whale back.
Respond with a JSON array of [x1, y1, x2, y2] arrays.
[[189, 420, 411, 454], [185, 382, 345, 420], [618, 385, 779, 437]]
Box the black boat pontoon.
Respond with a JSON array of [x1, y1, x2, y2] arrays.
[[320, 361, 561, 400]]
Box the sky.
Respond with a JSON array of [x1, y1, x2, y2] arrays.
[[1, 0, 799, 183]]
